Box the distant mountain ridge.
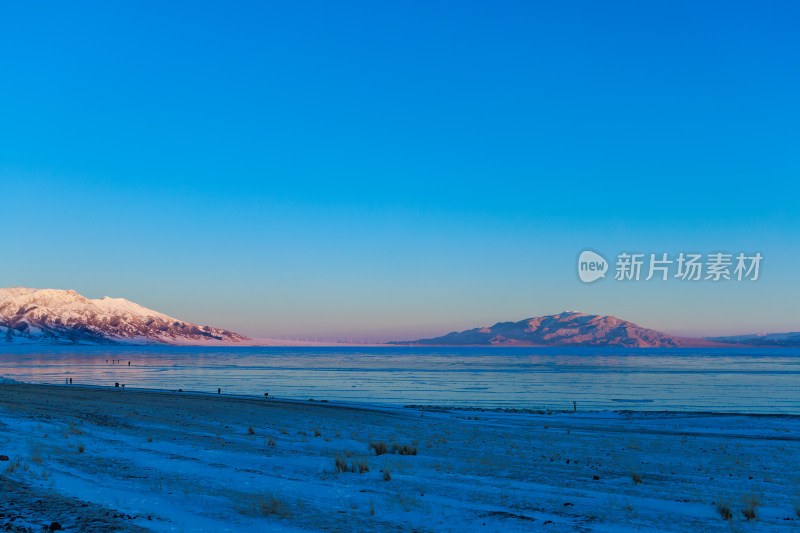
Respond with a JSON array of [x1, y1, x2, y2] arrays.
[[706, 332, 800, 347], [0, 287, 249, 345], [3, 290, 795, 348], [395, 311, 722, 347]]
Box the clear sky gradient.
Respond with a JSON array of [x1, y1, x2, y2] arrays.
[[0, 1, 798, 340]]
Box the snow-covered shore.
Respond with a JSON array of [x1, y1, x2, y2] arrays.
[[0, 383, 799, 532]]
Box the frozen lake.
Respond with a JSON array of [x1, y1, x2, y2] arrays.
[[1, 345, 798, 413]]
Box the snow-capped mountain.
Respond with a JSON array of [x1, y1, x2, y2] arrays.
[[0, 287, 249, 345], [395, 311, 721, 347]]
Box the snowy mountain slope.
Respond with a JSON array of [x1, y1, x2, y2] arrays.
[[0, 287, 249, 345], [395, 311, 722, 347]]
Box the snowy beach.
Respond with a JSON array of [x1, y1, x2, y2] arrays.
[[1, 382, 799, 532]]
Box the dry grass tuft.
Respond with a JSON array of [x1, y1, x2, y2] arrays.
[[397, 494, 419, 512], [716, 497, 732, 521], [632, 471, 642, 484], [391, 443, 418, 456], [369, 441, 388, 456], [794, 491, 800, 519], [335, 455, 349, 473], [30, 447, 43, 465], [4, 458, 20, 474], [383, 469, 392, 481], [77, 443, 85, 454], [267, 437, 276, 447], [741, 491, 761, 521], [314, 429, 321, 437], [245, 492, 289, 517], [152, 468, 164, 491], [335, 455, 369, 474], [355, 458, 369, 474], [147, 435, 153, 443], [247, 426, 255, 435]]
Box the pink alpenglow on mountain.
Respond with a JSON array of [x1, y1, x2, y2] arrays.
[[398, 311, 721, 347], [0, 287, 250, 345]]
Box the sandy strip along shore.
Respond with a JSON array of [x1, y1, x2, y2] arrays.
[[1, 382, 799, 532]]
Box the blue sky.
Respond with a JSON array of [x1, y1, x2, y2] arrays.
[[0, 1, 798, 340]]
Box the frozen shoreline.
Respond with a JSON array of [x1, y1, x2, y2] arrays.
[[1, 383, 799, 531], [3, 345, 799, 413]]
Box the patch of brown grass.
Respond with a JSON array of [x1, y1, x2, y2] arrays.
[[369, 441, 388, 456], [716, 497, 732, 521], [391, 443, 417, 456], [30, 447, 43, 465], [244, 492, 289, 517], [741, 491, 761, 521], [335, 455, 369, 474], [355, 458, 369, 474], [335, 455, 349, 473], [793, 491, 800, 519], [4, 458, 20, 474]]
